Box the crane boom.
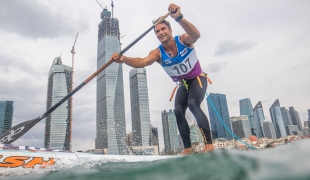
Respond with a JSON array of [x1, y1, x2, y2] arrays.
[[95, 0, 107, 9], [68, 32, 78, 151]]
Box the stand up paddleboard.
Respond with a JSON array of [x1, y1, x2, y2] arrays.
[[0, 144, 175, 175]]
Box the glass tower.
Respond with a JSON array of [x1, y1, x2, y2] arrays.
[[207, 93, 233, 140], [289, 106, 302, 131], [239, 98, 255, 135], [263, 121, 277, 139], [252, 101, 265, 138], [0, 101, 14, 135], [150, 125, 159, 147], [96, 8, 126, 155], [44, 57, 72, 150], [269, 99, 287, 138], [129, 68, 151, 146], [231, 115, 251, 138], [190, 123, 204, 144], [162, 109, 180, 154], [280, 107, 292, 134]]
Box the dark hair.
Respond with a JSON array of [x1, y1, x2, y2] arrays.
[[153, 19, 171, 31]]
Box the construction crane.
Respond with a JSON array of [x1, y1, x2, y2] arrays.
[[95, 0, 107, 9], [69, 32, 78, 151], [71, 32, 78, 89], [111, 0, 114, 18]]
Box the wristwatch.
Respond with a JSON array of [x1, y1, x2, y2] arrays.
[[175, 14, 183, 22]]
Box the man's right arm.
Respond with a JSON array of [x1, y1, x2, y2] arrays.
[[111, 49, 161, 68]]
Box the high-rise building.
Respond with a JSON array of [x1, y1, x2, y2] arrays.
[[252, 101, 265, 138], [190, 123, 204, 144], [280, 107, 292, 134], [287, 125, 299, 136], [44, 57, 72, 150], [178, 135, 184, 151], [302, 122, 310, 137], [239, 98, 254, 135], [150, 125, 159, 147], [308, 109, 310, 121], [304, 121, 310, 129], [289, 106, 302, 131], [162, 109, 180, 154], [269, 99, 287, 138], [263, 121, 277, 139], [0, 101, 14, 135], [129, 68, 150, 146], [95, 8, 126, 155], [207, 93, 233, 140], [231, 115, 251, 139]]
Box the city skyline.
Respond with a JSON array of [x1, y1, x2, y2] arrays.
[[0, 1, 309, 151]]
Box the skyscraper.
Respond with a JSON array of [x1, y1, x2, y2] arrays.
[[289, 106, 302, 131], [308, 109, 310, 121], [263, 121, 277, 139], [252, 101, 265, 138], [239, 98, 254, 135], [150, 125, 159, 151], [207, 93, 233, 140], [231, 115, 251, 139], [269, 99, 287, 138], [44, 57, 72, 150], [190, 123, 204, 144], [0, 101, 14, 135], [96, 8, 126, 155], [162, 109, 180, 154], [280, 107, 292, 134], [287, 125, 299, 136], [129, 68, 151, 146]]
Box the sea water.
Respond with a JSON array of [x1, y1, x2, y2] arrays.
[[2, 139, 310, 180]]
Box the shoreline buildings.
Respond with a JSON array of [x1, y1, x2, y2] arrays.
[[44, 57, 72, 150], [95, 8, 126, 155]]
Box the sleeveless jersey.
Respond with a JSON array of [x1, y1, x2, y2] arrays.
[[158, 36, 202, 82]]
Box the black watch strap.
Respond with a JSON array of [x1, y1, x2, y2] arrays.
[[175, 14, 183, 22]]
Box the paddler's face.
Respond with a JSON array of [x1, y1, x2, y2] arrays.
[[155, 23, 172, 43]]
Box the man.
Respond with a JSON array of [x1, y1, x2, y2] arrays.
[[111, 3, 214, 155]]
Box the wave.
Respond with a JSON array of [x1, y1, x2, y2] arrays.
[[2, 139, 310, 180]]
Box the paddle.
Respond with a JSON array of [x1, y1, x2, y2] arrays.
[[0, 12, 171, 144]]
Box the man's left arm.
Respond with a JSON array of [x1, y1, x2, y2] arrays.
[[178, 18, 200, 46], [168, 4, 200, 46]]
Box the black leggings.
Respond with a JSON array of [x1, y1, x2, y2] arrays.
[[174, 76, 212, 148]]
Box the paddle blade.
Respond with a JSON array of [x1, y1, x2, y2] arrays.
[[0, 118, 41, 144]]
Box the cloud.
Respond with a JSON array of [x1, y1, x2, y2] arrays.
[[0, 53, 41, 75], [0, 0, 88, 39], [205, 62, 228, 73], [214, 40, 257, 56]]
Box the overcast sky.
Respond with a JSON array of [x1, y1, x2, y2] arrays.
[[0, 0, 309, 151]]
